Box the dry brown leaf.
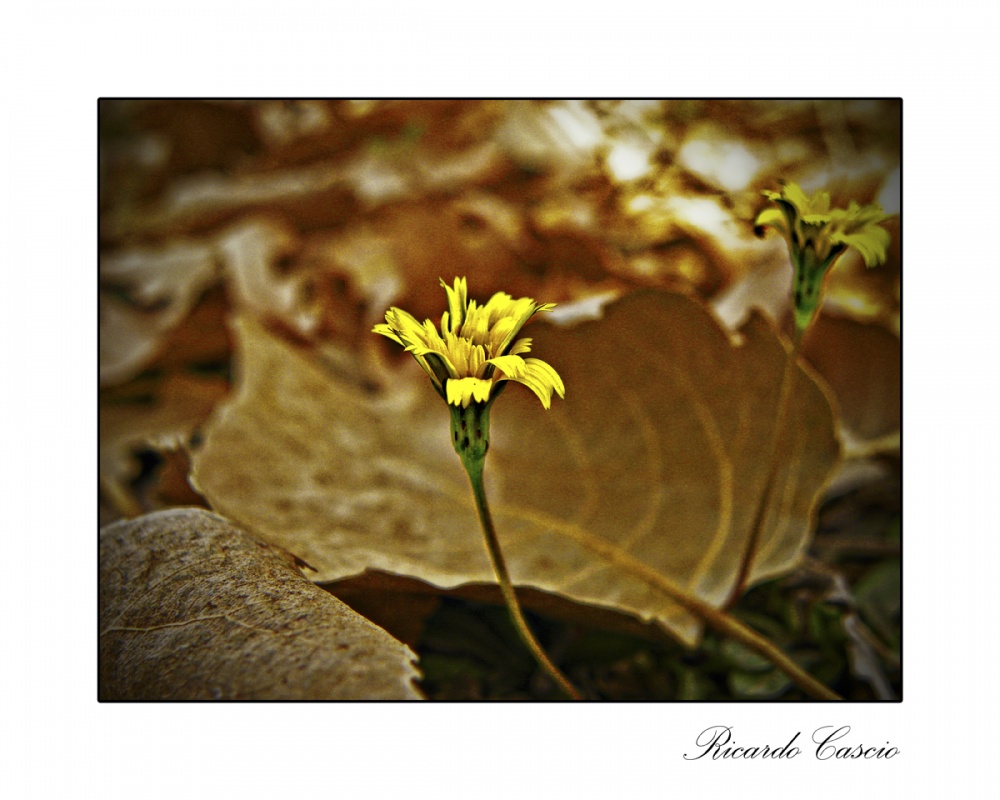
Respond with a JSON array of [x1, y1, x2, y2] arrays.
[[99, 508, 421, 700], [136, 100, 262, 175], [324, 569, 680, 647], [216, 216, 319, 334], [100, 373, 229, 493], [152, 448, 214, 510], [191, 290, 839, 645], [356, 197, 548, 323], [99, 240, 218, 386], [149, 283, 232, 373], [101, 100, 899, 348], [802, 313, 901, 447]]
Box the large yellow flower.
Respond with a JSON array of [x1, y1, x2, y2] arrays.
[[374, 277, 565, 409], [756, 182, 893, 333]]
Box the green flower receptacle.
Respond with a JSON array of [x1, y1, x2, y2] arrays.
[[449, 399, 492, 476]]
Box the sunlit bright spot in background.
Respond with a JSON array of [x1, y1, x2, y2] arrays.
[[678, 137, 761, 192], [546, 101, 604, 152], [667, 195, 745, 250], [626, 193, 656, 214], [606, 140, 654, 182]]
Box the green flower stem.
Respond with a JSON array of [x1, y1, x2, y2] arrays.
[[450, 403, 583, 701], [565, 533, 842, 700], [684, 593, 842, 701], [728, 333, 802, 605], [791, 249, 839, 335], [448, 400, 839, 701]]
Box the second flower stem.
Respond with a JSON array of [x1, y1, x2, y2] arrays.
[[727, 327, 806, 605]]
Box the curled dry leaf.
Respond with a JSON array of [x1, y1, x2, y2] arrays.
[[191, 290, 839, 645], [99, 240, 218, 386], [99, 508, 421, 700]]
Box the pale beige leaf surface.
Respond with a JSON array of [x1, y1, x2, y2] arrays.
[[99, 241, 218, 386], [191, 290, 839, 645], [100, 508, 421, 700]]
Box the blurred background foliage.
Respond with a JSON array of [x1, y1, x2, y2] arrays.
[[99, 100, 900, 700]]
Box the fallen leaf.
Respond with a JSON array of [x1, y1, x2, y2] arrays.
[[216, 216, 318, 335], [254, 100, 335, 149], [494, 100, 604, 177], [136, 100, 262, 175], [99, 240, 218, 386], [99, 508, 421, 700], [801, 312, 901, 446], [149, 283, 232, 373], [100, 100, 900, 358], [191, 290, 839, 645], [323, 568, 677, 648], [326, 578, 442, 650], [100, 373, 229, 513], [153, 448, 214, 510]]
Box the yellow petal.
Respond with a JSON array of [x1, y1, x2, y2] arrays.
[[512, 375, 556, 409], [782, 182, 810, 211], [445, 376, 492, 407], [440, 277, 468, 332], [407, 344, 458, 378], [482, 291, 518, 327], [810, 190, 831, 215], [505, 358, 565, 409], [486, 354, 527, 378], [487, 316, 518, 353], [833, 227, 891, 267], [801, 212, 832, 225], [494, 300, 553, 357], [509, 337, 533, 355], [754, 208, 786, 233], [372, 322, 404, 346], [525, 358, 566, 398], [388, 307, 424, 337]]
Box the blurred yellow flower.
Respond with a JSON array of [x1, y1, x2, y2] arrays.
[[374, 277, 565, 409], [756, 182, 891, 267], [756, 182, 893, 332]]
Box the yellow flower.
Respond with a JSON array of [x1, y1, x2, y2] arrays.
[[755, 182, 893, 332], [374, 277, 565, 409], [756, 182, 892, 268]]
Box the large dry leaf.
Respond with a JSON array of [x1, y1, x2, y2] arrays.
[[191, 290, 839, 645], [99, 508, 421, 700]]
